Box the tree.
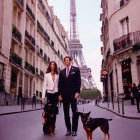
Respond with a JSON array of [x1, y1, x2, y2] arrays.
[[80, 89, 102, 99]]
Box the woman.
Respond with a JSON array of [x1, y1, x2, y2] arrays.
[[42, 61, 59, 134]]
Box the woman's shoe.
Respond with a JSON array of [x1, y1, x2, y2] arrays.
[[71, 131, 77, 136], [65, 131, 71, 136]]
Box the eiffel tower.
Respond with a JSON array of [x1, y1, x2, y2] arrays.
[[69, 0, 96, 89]]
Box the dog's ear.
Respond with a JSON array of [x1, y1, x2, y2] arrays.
[[76, 112, 82, 116], [87, 111, 91, 116]]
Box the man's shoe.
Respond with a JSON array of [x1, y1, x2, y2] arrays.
[[71, 131, 77, 136], [65, 131, 71, 136]]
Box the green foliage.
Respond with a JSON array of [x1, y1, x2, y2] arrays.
[[80, 89, 102, 99], [133, 42, 140, 51]]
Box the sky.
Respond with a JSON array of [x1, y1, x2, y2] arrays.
[[48, 0, 103, 92]]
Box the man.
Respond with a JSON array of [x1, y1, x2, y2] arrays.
[[58, 56, 81, 136], [123, 82, 134, 105], [131, 83, 140, 113], [32, 94, 36, 109]]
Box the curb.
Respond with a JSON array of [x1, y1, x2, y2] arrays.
[[97, 104, 140, 120], [0, 108, 43, 116]]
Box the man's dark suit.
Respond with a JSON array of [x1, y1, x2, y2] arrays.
[[58, 66, 81, 132]]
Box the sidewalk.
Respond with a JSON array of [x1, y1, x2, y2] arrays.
[[97, 100, 140, 119], [0, 104, 43, 116]]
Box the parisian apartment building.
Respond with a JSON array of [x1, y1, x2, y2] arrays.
[[100, 0, 140, 100], [0, 0, 69, 105]]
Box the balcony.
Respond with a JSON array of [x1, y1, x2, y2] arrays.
[[26, 3, 35, 22], [37, 20, 44, 33], [44, 31, 50, 44], [113, 33, 132, 53], [120, 0, 128, 7], [16, 0, 24, 10], [133, 30, 140, 51], [133, 30, 140, 45], [61, 55, 63, 61], [25, 61, 35, 75], [40, 70, 44, 78], [25, 30, 35, 50], [44, 53, 48, 63], [38, 0, 53, 27], [36, 68, 40, 77], [48, 57, 50, 63], [12, 25, 22, 43], [10, 52, 22, 67], [39, 48, 43, 57], [37, 20, 50, 45], [50, 40, 54, 48]]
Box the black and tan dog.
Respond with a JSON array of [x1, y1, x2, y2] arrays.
[[42, 103, 58, 136], [77, 112, 112, 140]]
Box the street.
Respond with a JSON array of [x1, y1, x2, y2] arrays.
[[0, 103, 140, 140]]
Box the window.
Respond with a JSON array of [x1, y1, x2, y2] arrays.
[[121, 17, 129, 35], [26, 18, 29, 31], [25, 49, 28, 61], [17, 11, 21, 30], [30, 22, 34, 37]]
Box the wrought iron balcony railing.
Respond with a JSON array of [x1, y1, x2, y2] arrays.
[[25, 30, 35, 47], [17, 0, 24, 8], [12, 25, 22, 43], [113, 30, 140, 53], [38, 0, 53, 27], [10, 52, 22, 67], [133, 30, 140, 45], [113, 33, 132, 52], [44, 53, 48, 63], [37, 20, 50, 44], [36, 67, 38, 74], [39, 48, 43, 57], [37, 20, 44, 32], [40, 70, 44, 78], [26, 3, 35, 21], [132, 30, 140, 51], [50, 40, 54, 48], [25, 61, 35, 74]]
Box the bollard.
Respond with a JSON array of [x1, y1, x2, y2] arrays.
[[117, 97, 120, 114], [21, 97, 25, 110], [107, 97, 109, 108], [112, 97, 114, 110], [122, 99, 124, 115]]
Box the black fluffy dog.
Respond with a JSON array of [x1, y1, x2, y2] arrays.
[[42, 103, 58, 135], [77, 112, 112, 140]]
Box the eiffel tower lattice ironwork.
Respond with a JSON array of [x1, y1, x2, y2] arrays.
[[69, 0, 96, 89]]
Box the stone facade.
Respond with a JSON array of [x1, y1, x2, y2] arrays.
[[0, 0, 69, 105], [100, 0, 140, 101]]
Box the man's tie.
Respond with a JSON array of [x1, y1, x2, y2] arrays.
[[66, 67, 70, 77]]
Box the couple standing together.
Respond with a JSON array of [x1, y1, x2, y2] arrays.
[[42, 56, 81, 136]]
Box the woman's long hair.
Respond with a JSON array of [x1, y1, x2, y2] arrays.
[[46, 61, 59, 74]]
